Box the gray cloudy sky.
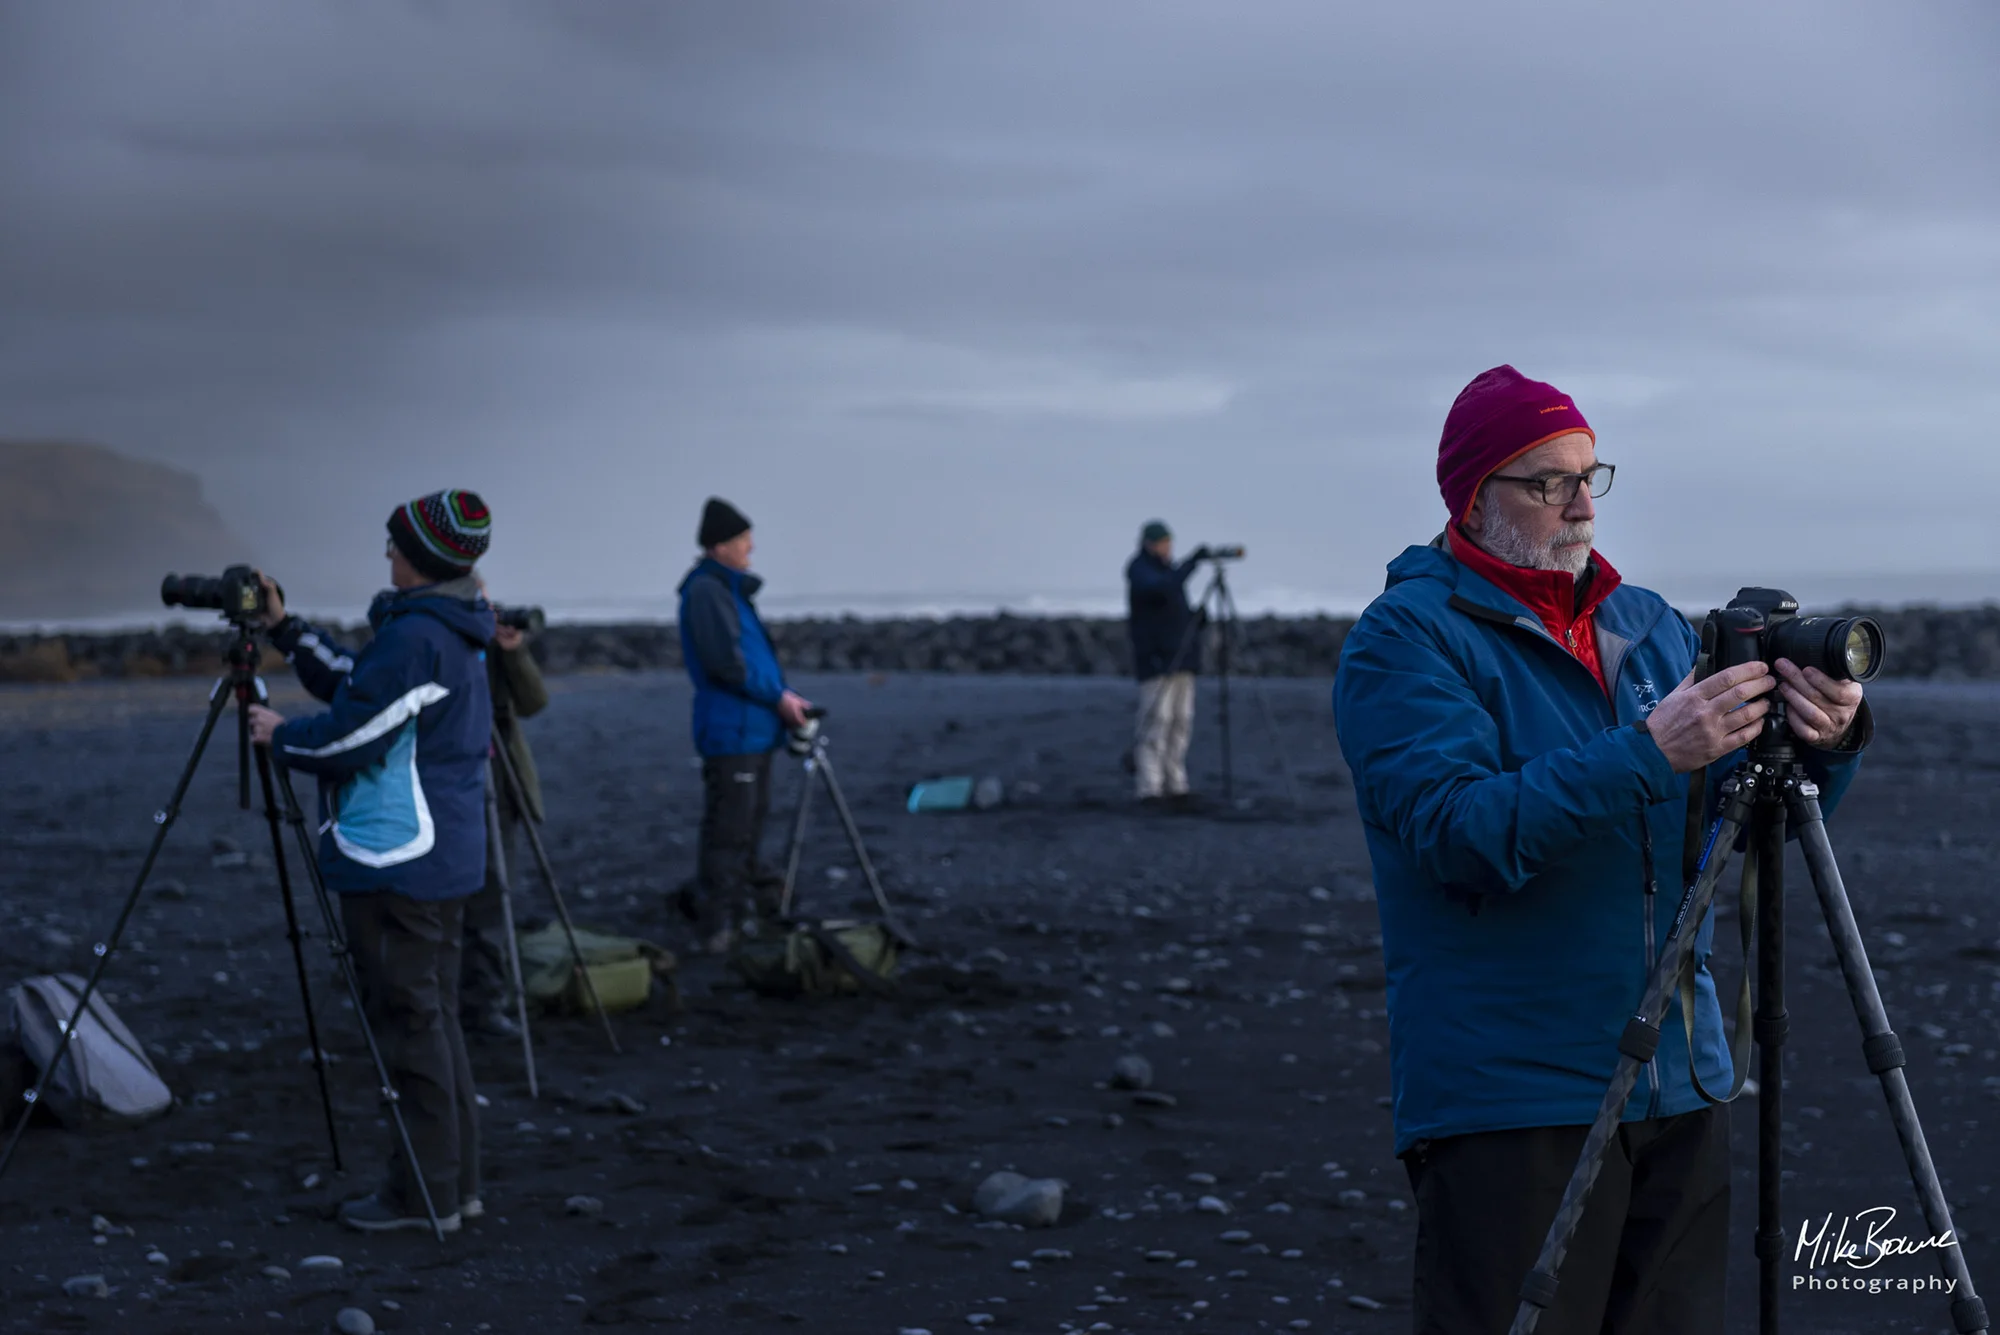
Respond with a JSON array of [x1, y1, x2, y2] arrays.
[[4, 1, 1997, 620]]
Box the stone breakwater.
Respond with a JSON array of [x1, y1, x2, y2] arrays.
[[4, 606, 1999, 682]]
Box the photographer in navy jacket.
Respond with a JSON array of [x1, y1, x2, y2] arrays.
[[1333, 369, 1869, 1334], [248, 489, 496, 1234]]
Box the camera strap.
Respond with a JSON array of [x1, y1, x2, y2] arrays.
[[1681, 851, 1756, 1104]]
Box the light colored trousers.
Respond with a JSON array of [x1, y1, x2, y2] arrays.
[[1134, 671, 1195, 798]]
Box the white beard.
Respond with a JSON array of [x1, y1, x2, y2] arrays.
[[1478, 506, 1594, 577]]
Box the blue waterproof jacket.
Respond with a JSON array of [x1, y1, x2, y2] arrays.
[[679, 558, 787, 757], [271, 581, 496, 900], [1332, 539, 1867, 1154], [1126, 550, 1205, 680]]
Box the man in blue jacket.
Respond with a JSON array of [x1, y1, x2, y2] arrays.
[[248, 489, 496, 1234], [1332, 368, 1868, 1334], [1125, 520, 1212, 804], [677, 498, 812, 954]]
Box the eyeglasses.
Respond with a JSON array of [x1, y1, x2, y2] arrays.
[[1486, 462, 1615, 507]]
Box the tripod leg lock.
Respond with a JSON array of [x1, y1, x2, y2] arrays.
[[1950, 1294, 1988, 1334], [1617, 1016, 1661, 1064], [1754, 1011, 1790, 1046], [1862, 1031, 1906, 1074], [1518, 1268, 1560, 1310]]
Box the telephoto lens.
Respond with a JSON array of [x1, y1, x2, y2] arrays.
[[160, 573, 225, 610], [160, 565, 265, 619], [1766, 614, 1885, 683]]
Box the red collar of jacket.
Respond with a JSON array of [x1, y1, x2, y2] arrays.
[[1447, 527, 1623, 693]]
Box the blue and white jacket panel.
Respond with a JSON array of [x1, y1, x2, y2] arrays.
[[270, 585, 496, 900]]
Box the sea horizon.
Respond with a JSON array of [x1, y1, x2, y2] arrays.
[[6, 568, 1998, 635]]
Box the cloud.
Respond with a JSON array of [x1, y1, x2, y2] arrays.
[[2, 0, 1997, 617]]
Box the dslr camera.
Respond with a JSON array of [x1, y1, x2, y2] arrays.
[[161, 565, 269, 622], [1700, 587, 1884, 684]]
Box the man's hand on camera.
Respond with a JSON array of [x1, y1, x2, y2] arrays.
[[777, 690, 812, 730], [256, 574, 287, 630], [493, 624, 525, 652], [1640, 662, 1775, 774], [248, 704, 286, 746], [1775, 658, 1862, 747]]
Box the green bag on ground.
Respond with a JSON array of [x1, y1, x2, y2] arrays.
[[516, 923, 676, 1015], [729, 920, 902, 998]]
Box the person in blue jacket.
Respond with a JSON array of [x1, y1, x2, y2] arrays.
[[677, 497, 812, 954], [248, 489, 496, 1235], [1332, 367, 1869, 1334]]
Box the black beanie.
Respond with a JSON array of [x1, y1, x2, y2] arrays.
[[698, 496, 751, 548]]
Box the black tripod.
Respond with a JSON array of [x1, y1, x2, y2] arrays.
[[1512, 707, 1986, 1334], [775, 709, 913, 943], [0, 619, 446, 1240]]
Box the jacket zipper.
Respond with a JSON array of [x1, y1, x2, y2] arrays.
[[1639, 816, 1662, 1118], [1514, 609, 1664, 1115], [1452, 593, 1672, 1117]]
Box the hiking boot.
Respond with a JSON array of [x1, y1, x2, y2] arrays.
[[462, 1004, 521, 1041], [339, 1193, 461, 1234]]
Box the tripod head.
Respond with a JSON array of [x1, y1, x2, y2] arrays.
[[786, 706, 828, 758]]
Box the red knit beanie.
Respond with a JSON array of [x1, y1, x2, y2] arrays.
[[1436, 366, 1594, 523]]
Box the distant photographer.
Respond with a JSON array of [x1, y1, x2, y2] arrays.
[[1125, 520, 1209, 805], [458, 590, 549, 1041], [677, 498, 812, 955], [1332, 367, 1870, 1333], [246, 489, 495, 1234]]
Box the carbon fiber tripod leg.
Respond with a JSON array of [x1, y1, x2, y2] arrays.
[[813, 746, 914, 944], [1509, 778, 1755, 1335], [484, 760, 538, 1098], [0, 679, 233, 1182], [489, 734, 619, 1053], [270, 760, 447, 1242], [254, 741, 343, 1169], [778, 752, 817, 919], [1789, 781, 1988, 1334]]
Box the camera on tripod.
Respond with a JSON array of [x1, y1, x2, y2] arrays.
[[1203, 545, 1246, 561], [786, 707, 827, 757], [493, 605, 545, 635], [161, 565, 269, 623], [1700, 587, 1884, 684]]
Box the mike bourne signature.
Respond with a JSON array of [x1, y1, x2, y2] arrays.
[[1795, 1207, 1959, 1271]]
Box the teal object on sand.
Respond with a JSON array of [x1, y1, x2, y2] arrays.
[[907, 776, 976, 813]]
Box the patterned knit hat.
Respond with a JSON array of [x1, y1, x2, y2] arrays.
[[387, 489, 491, 581]]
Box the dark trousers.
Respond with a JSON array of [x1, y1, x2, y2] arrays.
[[341, 891, 481, 1217], [1404, 1106, 1730, 1335], [697, 751, 775, 927], [460, 803, 522, 1015]]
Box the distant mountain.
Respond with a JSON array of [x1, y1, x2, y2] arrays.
[[0, 441, 252, 622]]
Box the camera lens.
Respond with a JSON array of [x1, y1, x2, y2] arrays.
[[1840, 619, 1883, 682], [1767, 614, 1884, 684]]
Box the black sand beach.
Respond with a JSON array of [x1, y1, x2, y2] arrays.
[[3, 669, 1998, 1333]]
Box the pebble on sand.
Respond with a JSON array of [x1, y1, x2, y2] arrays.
[[298, 1255, 342, 1271], [335, 1308, 376, 1335], [1109, 1054, 1154, 1090], [564, 1195, 605, 1216], [1198, 1196, 1231, 1215], [260, 1266, 290, 1281], [61, 1275, 109, 1299], [1348, 1294, 1385, 1311], [972, 1171, 1065, 1227]]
